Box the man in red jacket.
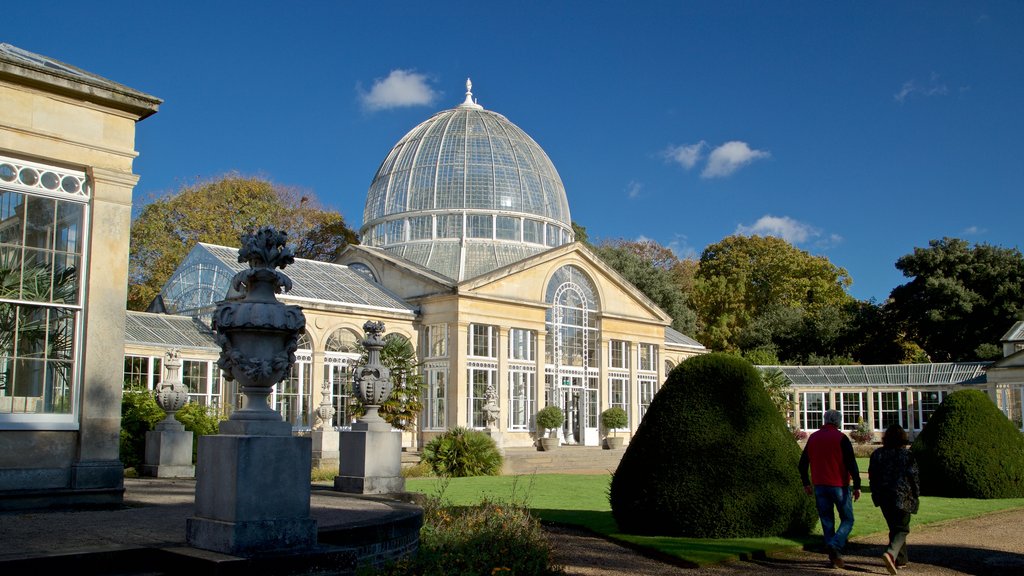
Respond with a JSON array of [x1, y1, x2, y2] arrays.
[[799, 409, 862, 568]]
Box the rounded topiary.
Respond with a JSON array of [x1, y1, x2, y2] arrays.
[[601, 407, 628, 437], [536, 406, 564, 436], [422, 427, 503, 477], [911, 389, 1024, 498], [609, 353, 817, 537]]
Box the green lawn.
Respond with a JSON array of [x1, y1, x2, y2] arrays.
[[406, 474, 1024, 566]]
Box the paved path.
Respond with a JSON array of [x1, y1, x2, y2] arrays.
[[547, 507, 1024, 575]]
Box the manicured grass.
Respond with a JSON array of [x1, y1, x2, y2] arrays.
[[406, 474, 1024, 566]]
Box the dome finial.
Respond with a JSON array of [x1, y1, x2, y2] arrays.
[[461, 77, 483, 109]]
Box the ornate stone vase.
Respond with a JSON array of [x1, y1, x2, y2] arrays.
[[154, 348, 188, 429], [213, 227, 306, 422], [353, 320, 392, 423]]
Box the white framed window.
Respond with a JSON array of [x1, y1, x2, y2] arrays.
[[424, 324, 448, 358], [874, 391, 905, 431], [183, 359, 221, 409], [467, 214, 492, 239], [508, 366, 535, 431], [422, 363, 447, 431], [609, 340, 629, 369], [609, 374, 629, 422], [123, 355, 162, 391], [801, 392, 826, 430], [837, 392, 865, 431], [509, 328, 535, 361], [638, 343, 658, 372], [467, 364, 496, 428], [468, 324, 498, 358], [915, 390, 946, 430], [638, 375, 658, 419], [0, 157, 88, 427], [496, 216, 520, 241]]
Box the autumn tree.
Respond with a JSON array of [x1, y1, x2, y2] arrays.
[[593, 238, 698, 335], [128, 175, 357, 310], [692, 235, 855, 355], [889, 237, 1024, 361]]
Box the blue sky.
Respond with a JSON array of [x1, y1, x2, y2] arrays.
[[6, 1, 1022, 302]]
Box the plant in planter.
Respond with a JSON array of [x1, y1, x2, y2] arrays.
[[600, 407, 628, 449], [850, 418, 873, 444], [535, 405, 564, 451]]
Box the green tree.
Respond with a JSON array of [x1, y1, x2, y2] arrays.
[[593, 239, 698, 335], [693, 235, 854, 354], [889, 237, 1024, 361], [128, 175, 358, 310]]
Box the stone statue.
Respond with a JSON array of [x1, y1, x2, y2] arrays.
[[482, 382, 499, 429]]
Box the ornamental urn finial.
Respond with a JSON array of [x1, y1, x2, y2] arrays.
[[353, 320, 392, 426], [212, 227, 306, 427], [154, 348, 188, 431]]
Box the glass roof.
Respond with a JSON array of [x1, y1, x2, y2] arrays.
[[125, 311, 218, 350], [762, 363, 990, 387], [160, 243, 416, 316], [361, 81, 573, 281]]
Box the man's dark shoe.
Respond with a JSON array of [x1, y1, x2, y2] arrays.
[[828, 547, 845, 569]]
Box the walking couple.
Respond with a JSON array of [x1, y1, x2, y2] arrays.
[[799, 410, 920, 573]]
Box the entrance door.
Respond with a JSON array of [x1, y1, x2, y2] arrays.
[[553, 375, 599, 446]]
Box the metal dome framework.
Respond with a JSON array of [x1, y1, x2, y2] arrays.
[[361, 80, 573, 281]]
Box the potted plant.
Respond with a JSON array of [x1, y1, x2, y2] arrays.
[[850, 418, 873, 444], [600, 407, 628, 449], [535, 405, 564, 451]]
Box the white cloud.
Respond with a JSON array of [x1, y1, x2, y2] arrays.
[[625, 180, 643, 199], [893, 73, 949, 104], [961, 225, 987, 235], [358, 69, 438, 111], [701, 141, 770, 178], [662, 141, 706, 170], [735, 215, 819, 244]]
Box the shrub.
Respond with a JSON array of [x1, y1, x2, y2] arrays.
[[600, 407, 628, 437], [174, 401, 224, 459], [120, 388, 164, 469], [912, 389, 1024, 498], [535, 406, 564, 437], [422, 427, 503, 477], [609, 353, 817, 537], [372, 494, 561, 576]]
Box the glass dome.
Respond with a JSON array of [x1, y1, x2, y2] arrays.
[[361, 79, 573, 281]]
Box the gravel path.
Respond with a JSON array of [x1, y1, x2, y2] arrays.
[[546, 507, 1024, 575]]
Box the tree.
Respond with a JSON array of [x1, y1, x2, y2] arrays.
[[128, 175, 358, 310], [889, 238, 1024, 361], [593, 239, 698, 335], [609, 353, 816, 537], [693, 235, 854, 354]]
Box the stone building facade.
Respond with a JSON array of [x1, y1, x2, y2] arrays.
[[0, 44, 159, 508]]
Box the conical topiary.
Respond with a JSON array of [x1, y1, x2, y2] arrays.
[[609, 353, 817, 537], [912, 389, 1024, 498]]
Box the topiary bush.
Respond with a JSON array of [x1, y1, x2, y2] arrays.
[[536, 405, 564, 437], [600, 407, 628, 437], [609, 353, 817, 537], [911, 389, 1024, 498], [422, 426, 503, 477]]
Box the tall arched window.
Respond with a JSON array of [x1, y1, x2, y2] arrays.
[[276, 332, 312, 429], [325, 328, 360, 426], [544, 265, 601, 445]]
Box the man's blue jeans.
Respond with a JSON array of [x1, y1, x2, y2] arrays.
[[814, 485, 855, 552]]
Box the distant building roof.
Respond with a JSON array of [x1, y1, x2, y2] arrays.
[[761, 363, 990, 387], [160, 243, 416, 317], [1002, 321, 1024, 343], [664, 326, 706, 351], [125, 311, 218, 351]]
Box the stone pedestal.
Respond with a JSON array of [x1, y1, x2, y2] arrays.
[[187, 431, 316, 556], [335, 421, 404, 495], [484, 428, 504, 455], [311, 429, 340, 470], [142, 423, 195, 478]]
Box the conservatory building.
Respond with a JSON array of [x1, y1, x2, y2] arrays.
[[124, 81, 707, 450]]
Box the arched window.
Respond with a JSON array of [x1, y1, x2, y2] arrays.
[[545, 265, 599, 368], [325, 328, 361, 426], [276, 333, 312, 429]]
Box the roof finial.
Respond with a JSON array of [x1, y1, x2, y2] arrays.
[[461, 77, 483, 109]]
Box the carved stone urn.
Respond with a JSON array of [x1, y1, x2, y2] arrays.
[[353, 320, 392, 427], [212, 227, 306, 425], [154, 348, 188, 431]]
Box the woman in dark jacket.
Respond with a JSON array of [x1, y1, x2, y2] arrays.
[[869, 424, 920, 575]]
